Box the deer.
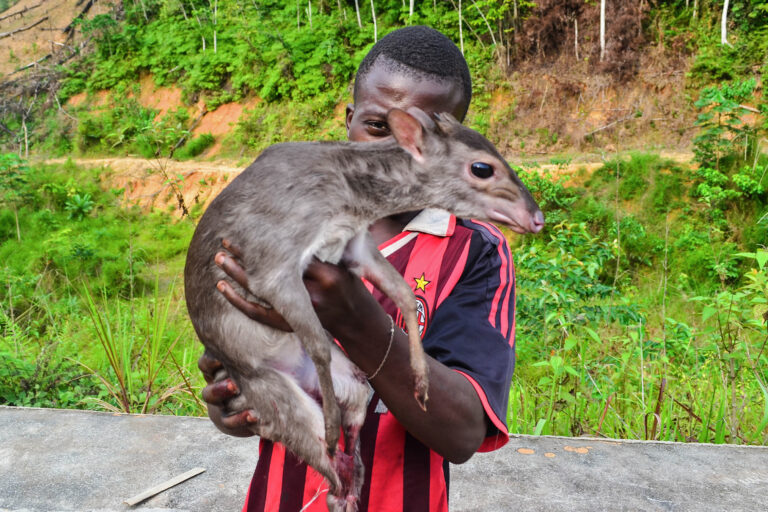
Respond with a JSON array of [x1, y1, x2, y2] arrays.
[[184, 107, 544, 511]]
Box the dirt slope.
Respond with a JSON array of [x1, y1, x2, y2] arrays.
[[0, 0, 111, 76], [47, 151, 694, 218]]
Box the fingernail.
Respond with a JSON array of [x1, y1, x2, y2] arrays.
[[226, 380, 238, 393], [215, 252, 225, 265], [216, 281, 227, 292], [246, 413, 258, 423]]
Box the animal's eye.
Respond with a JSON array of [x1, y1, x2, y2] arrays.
[[471, 162, 494, 179]]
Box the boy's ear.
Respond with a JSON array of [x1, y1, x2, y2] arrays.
[[386, 108, 427, 163], [345, 104, 355, 138]]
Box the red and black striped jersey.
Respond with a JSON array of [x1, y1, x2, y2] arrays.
[[243, 210, 516, 512]]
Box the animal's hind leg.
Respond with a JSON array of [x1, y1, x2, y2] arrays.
[[230, 365, 344, 495], [269, 286, 343, 455], [343, 232, 429, 410], [329, 346, 368, 505]]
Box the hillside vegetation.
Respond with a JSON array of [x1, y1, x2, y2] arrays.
[[1, 1, 767, 444]]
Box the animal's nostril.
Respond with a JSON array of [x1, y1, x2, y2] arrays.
[[534, 210, 545, 226], [470, 162, 494, 179]]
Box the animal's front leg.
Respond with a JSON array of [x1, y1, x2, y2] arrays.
[[342, 232, 429, 411]]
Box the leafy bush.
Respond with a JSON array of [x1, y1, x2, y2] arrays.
[[175, 133, 215, 160]]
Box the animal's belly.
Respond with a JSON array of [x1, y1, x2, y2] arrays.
[[303, 219, 366, 266]]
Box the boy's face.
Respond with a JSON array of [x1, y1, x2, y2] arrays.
[[346, 62, 467, 143]]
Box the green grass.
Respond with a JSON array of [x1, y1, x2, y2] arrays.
[[0, 156, 203, 415]]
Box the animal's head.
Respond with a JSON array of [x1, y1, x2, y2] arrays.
[[386, 107, 545, 234]]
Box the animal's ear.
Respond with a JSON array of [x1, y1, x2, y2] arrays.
[[387, 108, 428, 163], [433, 112, 460, 134]]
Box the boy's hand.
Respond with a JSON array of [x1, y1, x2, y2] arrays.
[[216, 238, 377, 342], [198, 350, 258, 437], [214, 239, 294, 332]]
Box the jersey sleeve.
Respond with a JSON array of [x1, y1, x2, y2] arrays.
[[421, 222, 516, 452]]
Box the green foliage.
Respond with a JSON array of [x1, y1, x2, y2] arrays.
[[693, 78, 758, 169], [0, 156, 203, 415], [0, 0, 20, 13], [80, 279, 200, 414], [175, 133, 215, 160], [75, 99, 189, 158], [65, 193, 95, 220], [516, 165, 577, 228]]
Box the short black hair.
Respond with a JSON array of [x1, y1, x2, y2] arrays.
[[354, 26, 472, 119]]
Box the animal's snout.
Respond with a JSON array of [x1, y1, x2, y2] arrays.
[[530, 210, 545, 234]]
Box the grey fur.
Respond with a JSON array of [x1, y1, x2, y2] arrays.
[[184, 108, 542, 511]]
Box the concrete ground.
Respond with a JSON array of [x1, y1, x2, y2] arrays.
[[1, 406, 766, 511]]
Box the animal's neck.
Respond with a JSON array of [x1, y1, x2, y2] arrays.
[[336, 142, 431, 220]]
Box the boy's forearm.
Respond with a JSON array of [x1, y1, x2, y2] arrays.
[[336, 311, 488, 464]]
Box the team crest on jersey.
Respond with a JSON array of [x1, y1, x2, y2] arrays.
[[415, 296, 429, 337], [398, 296, 430, 338]]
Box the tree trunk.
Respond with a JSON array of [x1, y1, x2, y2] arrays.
[[600, 0, 606, 61], [458, 0, 464, 54], [22, 119, 28, 159], [721, 0, 730, 45], [14, 207, 20, 242], [213, 0, 218, 53], [308, 0, 312, 28], [297, 0, 301, 29], [409, 0, 414, 18], [693, 0, 698, 20], [370, 0, 377, 42], [136, 0, 148, 22], [354, 0, 362, 28], [574, 18, 579, 60]]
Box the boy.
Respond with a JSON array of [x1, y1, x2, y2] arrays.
[[199, 26, 516, 511]]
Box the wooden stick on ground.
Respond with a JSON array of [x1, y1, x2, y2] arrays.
[[0, 16, 49, 39], [0, 1, 44, 23], [124, 467, 206, 506]]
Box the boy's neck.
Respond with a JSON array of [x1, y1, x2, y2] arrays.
[[369, 212, 419, 246]]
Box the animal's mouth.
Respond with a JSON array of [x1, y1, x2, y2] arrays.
[[489, 208, 545, 234], [489, 210, 527, 234]]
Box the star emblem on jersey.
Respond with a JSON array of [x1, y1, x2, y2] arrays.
[[413, 273, 430, 291]]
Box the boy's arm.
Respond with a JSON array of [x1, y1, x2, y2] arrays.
[[203, 252, 488, 462], [302, 260, 488, 464]]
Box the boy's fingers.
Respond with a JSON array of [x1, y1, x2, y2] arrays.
[[216, 280, 294, 332], [197, 352, 224, 383], [221, 238, 243, 259], [202, 378, 240, 404], [215, 251, 250, 290], [220, 410, 258, 430]]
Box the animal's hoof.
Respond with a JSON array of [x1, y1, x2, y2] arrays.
[[413, 373, 429, 411], [345, 495, 360, 512], [326, 494, 358, 512], [331, 451, 356, 497]]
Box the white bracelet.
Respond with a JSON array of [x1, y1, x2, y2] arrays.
[[367, 315, 395, 380]]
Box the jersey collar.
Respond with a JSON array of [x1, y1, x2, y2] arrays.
[[378, 209, 456, 257], [402, 208, 456, 237]]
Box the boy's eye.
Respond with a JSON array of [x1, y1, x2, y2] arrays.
[[365, 120, 390, 135]]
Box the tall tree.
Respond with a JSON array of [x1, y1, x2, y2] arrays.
[[354, 0, 362, 28], [370, 0, 377, 41], [721, 0, 731, 45], [600, 0, 606, 61]]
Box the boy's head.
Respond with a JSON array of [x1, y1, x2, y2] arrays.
[[347, 26, 471, 143]]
